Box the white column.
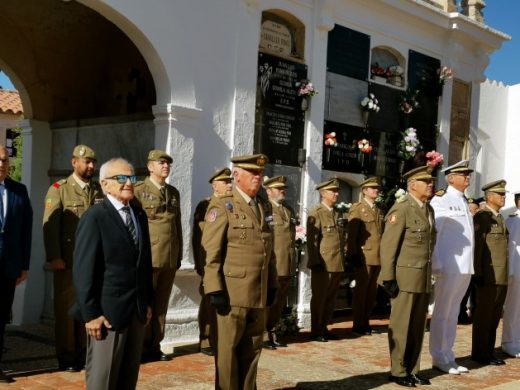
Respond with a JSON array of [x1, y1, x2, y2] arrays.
[[12, 119, 52, 324]]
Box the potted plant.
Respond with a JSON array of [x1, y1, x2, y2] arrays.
[[387, 65, 404, 87], [295, 79, 317, 111], [360, 93, 380, 125], [370, 63, 389, 83]]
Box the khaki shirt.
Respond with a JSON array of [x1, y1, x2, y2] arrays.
[[346, 199, 384, 266], [306, 203, 345, 273], [269, 199, 297, 277], [474, 208, 508, 285], [192, 196, 211, 275], [202, 188, 278, 308], [134, 177, 183, 269], [379, 194, 436, 293], [42, 174, 103, 266]]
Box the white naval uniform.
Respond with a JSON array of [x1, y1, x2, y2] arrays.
[[502, 210, 520, 356], [429, 186, 475, 365]]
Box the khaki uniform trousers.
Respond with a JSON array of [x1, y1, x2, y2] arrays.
[[352, 265, 381, 331], [143, 267, 175, 354], [198, 282, 217, 349], [53, 269, 86, 366], [472, 284, 507, 361], [310, 269, 343, 336], [388, 291, 429, 377], [264, 276, 291, 338], [215, 306, 265, 390]]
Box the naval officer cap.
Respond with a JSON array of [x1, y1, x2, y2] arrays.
[[360, 176, 380, 188], [72, 145, 96, 161], [482, 179, 507, 194], [316, 178, 340, 191], [442, 159, 474, 175], [208, 167, 232, 183], [231, 154, 268, 170], [264, 175, 287, 189], [148, 149, 173, 164], [403, 166, 434, 182]]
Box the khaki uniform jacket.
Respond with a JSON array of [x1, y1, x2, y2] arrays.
[[474, 209, 508, 285], [306, 204, 345, 273], [269, 200, 297, 277], [43, 174, 103, 266], [192, 197, 211, 275], [202, 188, 278, 308], [134, 177, 183, 269], [346, 199, 384, 266], [379, 194, 436, 293]]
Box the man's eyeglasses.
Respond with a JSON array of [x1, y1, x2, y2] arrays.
[[106, 175, 137, 184]]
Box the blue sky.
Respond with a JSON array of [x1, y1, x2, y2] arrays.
[[0, 1, 517, 89]]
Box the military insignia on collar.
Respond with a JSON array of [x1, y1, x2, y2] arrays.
[[388, 214, 397, 224], [207, 209, 218, 223], [225, 202, 234, 213]]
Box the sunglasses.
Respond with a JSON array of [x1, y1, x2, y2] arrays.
[[106, 175, 137, 184]]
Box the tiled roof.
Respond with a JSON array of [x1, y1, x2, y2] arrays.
[[0, 89, 23, 116]]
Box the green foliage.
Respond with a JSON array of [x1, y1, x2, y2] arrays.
[[275, 306, 300, 337], [9, 126, 23, 182]]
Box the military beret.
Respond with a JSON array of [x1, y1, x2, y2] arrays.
[[442, 159, 474, 175], [209, 167, 232, 183], [316, 178, 340, 191], [360, 176, 380, 188], [231, 154, 268, 170], [148, 149, 173, 163], [403, 166, 434, 182], [482, 179, 507, 194], [72, 145, 96, 160], [264, 175, 287, 189]]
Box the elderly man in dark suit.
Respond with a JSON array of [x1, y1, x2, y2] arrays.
[[0, 145, 33, 384], [72, 157, 153, 390]]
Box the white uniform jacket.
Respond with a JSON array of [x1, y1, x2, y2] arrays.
[[506, 211, 520, 279]]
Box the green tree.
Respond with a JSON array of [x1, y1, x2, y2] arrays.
[[9, 126, 23, 182]]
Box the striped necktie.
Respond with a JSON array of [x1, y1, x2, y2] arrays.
[[122, 206, 138, 246]]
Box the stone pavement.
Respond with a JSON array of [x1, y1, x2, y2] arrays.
[[2, 317, 520, 389]]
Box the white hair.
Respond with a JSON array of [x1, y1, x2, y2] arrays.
[[99, 158, 134, 194]]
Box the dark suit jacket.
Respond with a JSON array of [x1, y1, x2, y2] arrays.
[[1, 178, 33, 279], [72, 197, 153, 330]]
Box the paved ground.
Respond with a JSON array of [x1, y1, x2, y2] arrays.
[[2, 316, 520, 389]]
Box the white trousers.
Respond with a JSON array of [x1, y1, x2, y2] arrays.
[[429, 272, 471, 364], [502, 277, 520, 352]]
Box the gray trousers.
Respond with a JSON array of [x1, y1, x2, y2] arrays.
[[85, 311, 145, 390]]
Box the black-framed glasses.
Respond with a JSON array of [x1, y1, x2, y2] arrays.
[[106, 175, 137, 184]]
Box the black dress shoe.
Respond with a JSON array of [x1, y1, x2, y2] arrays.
[[352, 327, 371, 336], [273, 339, 288, 347], [159, 352, 172, 361], [324, 331, 339, 340], [389, 375, 415, 387], [0, 370, 14, 384], [310, 334, 328, 342], [409, 374, 431, 385], [59, 365, 80, 372], [262, 340, 277, 350], [200, 347, 214, 356], [489, 358, 506, 366]]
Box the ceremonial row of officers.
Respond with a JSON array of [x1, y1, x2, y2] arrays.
[[1, 142, 519, 390]]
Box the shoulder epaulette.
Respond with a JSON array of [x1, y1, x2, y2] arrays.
[[435, 188, 446, 197], [52, 178, 67, 188], [397, 196, 407, 203], [134, 180, 145, 187]]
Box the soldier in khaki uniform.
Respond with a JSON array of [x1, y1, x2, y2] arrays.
[[262, 176, 297, 349], [202, 154, 278, 390], [307, 178, 345, 342], [43, 145, 103, 371], [471, 180, 508, 366], [379, 166, 436, 387], [346, 177, 384, 336], [192, 167, 232, 356], [134, 150, 183, 362]]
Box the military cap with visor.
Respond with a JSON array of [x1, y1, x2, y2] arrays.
[[231, 154, 268, 170], [209, 167, 232, 183], [442, 159, 474, 175], [316, 178, 340, 191], [403, 166, 434, 182], [482, 179, 507, 194], [148, 149, 173, 164], [360, 176, 380, 188], [72, 145, 96, 161], [263, 175, 287, 189]]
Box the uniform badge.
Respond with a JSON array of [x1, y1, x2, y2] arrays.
[[225, 202, 234, 213], [388, 214, 397, 224], [207, 209, 218, 223], [45, 198, 52, 209], [79, 146, 85, 156], [239, 231, 247, 240]]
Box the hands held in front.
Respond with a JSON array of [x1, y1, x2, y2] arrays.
[[50, 258, 66, 270], [382, 280, 399, 298], [209, 292, 229, 311], [86, 316, 112, 340], [15, 270, 28, 286], [266, 288, 278, 306]]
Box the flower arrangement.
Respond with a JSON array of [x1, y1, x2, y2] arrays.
[[388, 65, 404, 77], [335, 202, 352, 213], [438, 66, 453, 85], [425, 150, 444, 168], [395, 188, 407, 200], [357, 138, 373, 153], [370, 63, 389, 78], [399, 89, 420, 114], [398, 127, 421, 159], [295, 79, 317, 97], [360, 93, 380, 113], [275, 307, 300, 337], [324, 132, 338, 147], [295, 225, 307, 244]]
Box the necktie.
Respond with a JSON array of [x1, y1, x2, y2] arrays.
[[160, 186, 166, 200], [250, 199, 260, 221], [84, 184, 92, 204], [0, 184, 4, 230], [122, 206, 138, 246]]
